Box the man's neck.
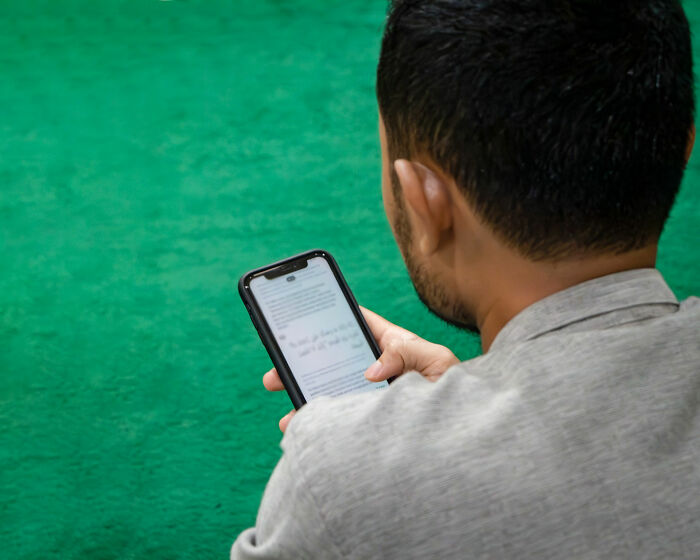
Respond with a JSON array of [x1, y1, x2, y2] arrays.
[[476, 245, 659, 352]]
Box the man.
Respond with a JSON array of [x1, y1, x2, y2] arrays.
[[232, 0, 699, 557]]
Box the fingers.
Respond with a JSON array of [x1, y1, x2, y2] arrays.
[[262, 368, 285, 391], [365, 338, 408, 382], [262, 372, 294, 432], [360, 305, 414, 347], [279, 410, 295, 432], [360, 306, 396, 341], [365, 337, 460, 383], [261, 371, 295, 431]]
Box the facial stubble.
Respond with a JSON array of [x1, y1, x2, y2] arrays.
[[389, 168, 480, 334]]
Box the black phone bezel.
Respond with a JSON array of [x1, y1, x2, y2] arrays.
[[238, 248, 385, 410]]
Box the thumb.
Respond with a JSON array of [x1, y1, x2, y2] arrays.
[[365, 337, 460, 383], [365, 338, 410, 381]]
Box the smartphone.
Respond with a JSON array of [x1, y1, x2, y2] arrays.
[[239, 249, 390, 409]]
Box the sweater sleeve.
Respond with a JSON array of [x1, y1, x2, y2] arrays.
[[230, 431, 344, 560]]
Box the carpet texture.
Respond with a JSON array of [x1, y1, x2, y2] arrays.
[[1, 1, 699, 558]]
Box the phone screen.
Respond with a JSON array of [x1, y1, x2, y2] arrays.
[[248, 256, 389, 401]]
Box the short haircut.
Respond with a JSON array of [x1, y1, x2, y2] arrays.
[[377, 0, 695, 259]]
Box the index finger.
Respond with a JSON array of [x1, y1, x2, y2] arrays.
[[262, 368, 285, 391], [360, 306, 413, 345]]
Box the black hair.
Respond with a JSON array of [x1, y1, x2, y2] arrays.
[[377, 0, 695, 259]]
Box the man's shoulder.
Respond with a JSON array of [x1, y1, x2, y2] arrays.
[[280, 359, 527, 499], [283, 359, 505, 457], [276, 363, 560, 556]]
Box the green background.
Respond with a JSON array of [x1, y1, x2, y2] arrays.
[[1, 1, 698, 558]]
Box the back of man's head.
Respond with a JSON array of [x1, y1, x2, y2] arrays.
[[376, 0, 695, 260]]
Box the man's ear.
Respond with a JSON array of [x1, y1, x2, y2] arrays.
[[393, 159, 452, 255], [686, 124, 696, 165]]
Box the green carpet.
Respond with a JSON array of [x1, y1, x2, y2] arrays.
[[1, 1, 698, 558]]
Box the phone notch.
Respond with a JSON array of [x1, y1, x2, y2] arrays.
[[263, 258, 308, 279]]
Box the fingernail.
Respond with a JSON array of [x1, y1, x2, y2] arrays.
[[365, 360, 384, 380]]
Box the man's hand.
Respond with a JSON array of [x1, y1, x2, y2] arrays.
[[262, 306, 460, 432]]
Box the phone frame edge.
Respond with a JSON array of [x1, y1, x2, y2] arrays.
[[238, 248, 385, 411]]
